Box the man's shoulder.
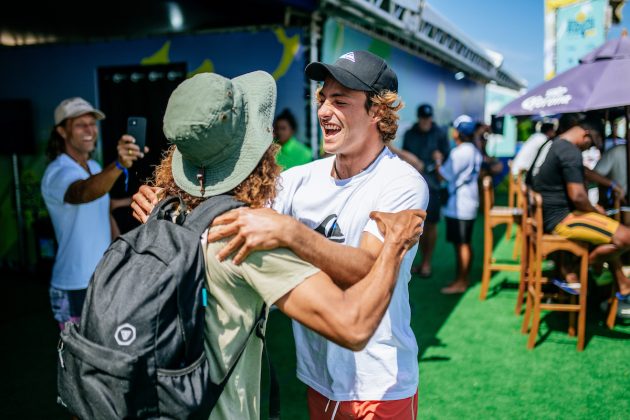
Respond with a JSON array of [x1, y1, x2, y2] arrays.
[[42, 155, 75, 182], [378, 150, 429, 198], [552, 138, 581, 158]]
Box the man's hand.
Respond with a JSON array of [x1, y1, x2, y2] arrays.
[[131, 185, 162, 223], [208, 207, 293, 264], [117, 135, 148, 168], [612, 183, 626, 203], [370, 209, 426, 250], [432, 150, 444, 165]]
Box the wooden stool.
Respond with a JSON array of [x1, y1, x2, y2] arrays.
[[479, 176, 523, 300], [521, 192, 590, 351]]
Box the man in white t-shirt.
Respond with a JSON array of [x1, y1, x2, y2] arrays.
[[437, 117, 483, 294], [511, 122, 556, 176], [41, 97, 145, 329], [204, 51, 428, 419], [131, 52, 429, 418]]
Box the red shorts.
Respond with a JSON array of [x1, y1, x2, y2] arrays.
[[307, 387, 419, 420]]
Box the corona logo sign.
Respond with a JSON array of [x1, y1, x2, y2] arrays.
[[521, 86, 573, 111]]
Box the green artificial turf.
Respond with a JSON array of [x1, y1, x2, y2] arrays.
[[2, 195, 629, 419]]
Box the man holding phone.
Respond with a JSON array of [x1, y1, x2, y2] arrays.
[[41, 97, 147, 329]]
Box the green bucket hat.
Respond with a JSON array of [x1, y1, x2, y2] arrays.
[[164, 71, 276, 197]]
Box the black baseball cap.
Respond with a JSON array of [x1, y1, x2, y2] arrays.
[[417, 103, 433, 118], [305, 50, 398, 93]]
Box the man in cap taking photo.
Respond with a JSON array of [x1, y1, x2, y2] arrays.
[[42, 97, 145, 329]]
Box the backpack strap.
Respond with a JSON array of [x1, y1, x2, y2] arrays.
[[148, 195, 187, 224], [525, 138, 553, 187], [175, 194, 246, 355], [259, 313, 281, 420], [183, 194, 245, 235], [213, 305, 269, 386]]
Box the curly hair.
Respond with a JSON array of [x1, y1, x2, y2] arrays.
[[365, 90, 404, 144], [315, 86, 403, 144], [151, 143, 281, 210]]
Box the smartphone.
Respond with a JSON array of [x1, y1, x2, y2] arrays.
[[127, 116, 147, 151]]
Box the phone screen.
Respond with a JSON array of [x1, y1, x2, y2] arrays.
[[127, 116, 147, 151]]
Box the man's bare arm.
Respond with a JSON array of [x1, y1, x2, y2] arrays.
[[566, 182, 601, 213], [208, 207, 424, 288], [132, 186, 425, 287], [65, 135, 145, 204], [274, 210, 422, 350], [388, 145, 424, 172], [584, 167, 625, 197]]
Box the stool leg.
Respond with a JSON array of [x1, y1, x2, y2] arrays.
[[606, 297, 619, 329], [480, 221, 493, 300], [568, 295, 576, 337], [527, 296, 541, 349], [606, 282, 619, 329], [521, 288, 533, 333], [514, 234, 528, 315], [512, 224, 521, 260], [577, 255, 588, 351]]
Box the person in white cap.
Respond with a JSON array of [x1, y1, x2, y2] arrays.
[[41, 97, 146, 329], [436, 116, 483, 294]]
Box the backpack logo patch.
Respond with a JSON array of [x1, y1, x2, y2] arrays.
[[115, 323, 137, 346]]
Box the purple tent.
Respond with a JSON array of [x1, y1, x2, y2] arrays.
[[497, 35, 630, 203], [497, 35, 630, 116]]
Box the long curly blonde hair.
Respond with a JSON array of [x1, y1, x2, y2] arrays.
[[152, 144, 281, 210]]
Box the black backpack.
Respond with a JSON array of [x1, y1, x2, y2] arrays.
[[56, 195, 265, 419]]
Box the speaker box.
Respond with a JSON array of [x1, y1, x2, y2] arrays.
[[0, 99, 36, 155]]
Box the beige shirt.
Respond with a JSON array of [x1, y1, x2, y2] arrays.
[[203, 228, 319, 420]]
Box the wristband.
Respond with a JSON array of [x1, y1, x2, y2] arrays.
[[611, 181, 618, 189], [115, 161, 129, 192]]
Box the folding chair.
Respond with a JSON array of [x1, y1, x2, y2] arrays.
[[479, 176, 523, 300], [521, 192, 590, 351]]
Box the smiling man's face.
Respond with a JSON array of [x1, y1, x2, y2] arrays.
[[58, 113, 98, 156], [317, 77, 375, 156]]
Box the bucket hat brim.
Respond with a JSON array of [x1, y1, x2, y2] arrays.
[[170, 71, 277, 198]]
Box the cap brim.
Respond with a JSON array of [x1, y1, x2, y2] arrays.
[[171, 71, 276, 198], [305, 62, 373, 92], [65, 109, 106, 122]]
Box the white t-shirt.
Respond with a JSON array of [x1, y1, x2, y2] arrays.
[[41, 154, 111, 290], [273, 147, 429, 401], [512, 133, 549, 175], [439, 142, 482, 221]]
